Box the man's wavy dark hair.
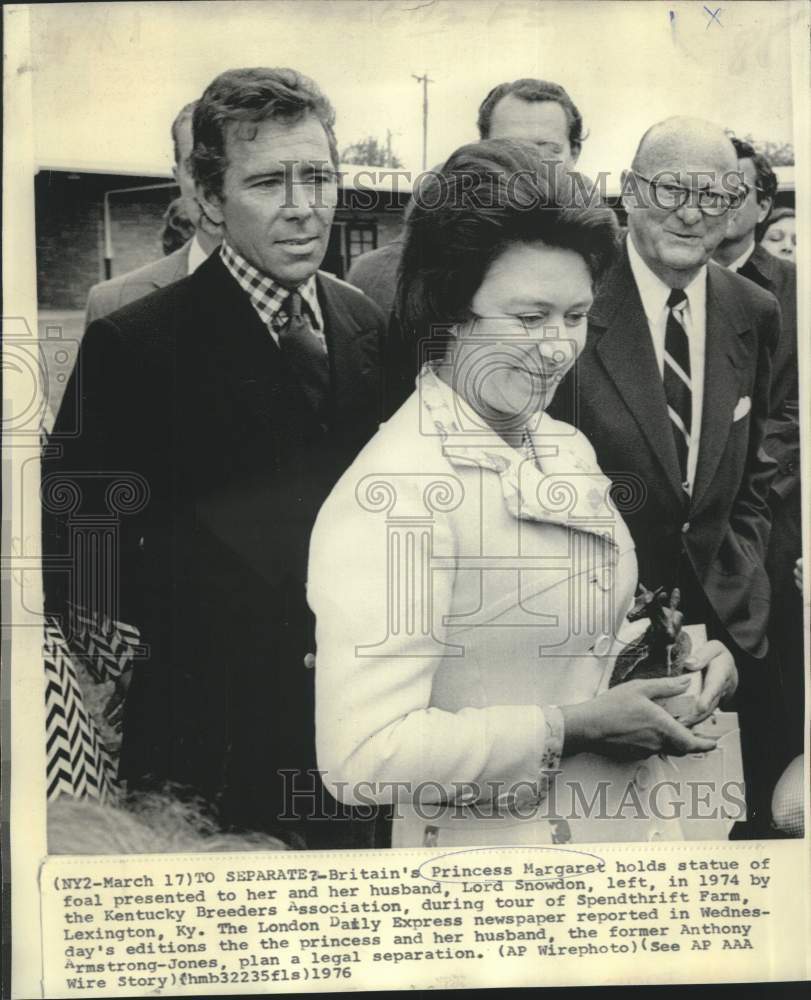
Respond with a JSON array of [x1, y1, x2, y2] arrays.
[[730, 136, 779, 241], [396, 139, 619, 352], [190, 67, 339, 200]]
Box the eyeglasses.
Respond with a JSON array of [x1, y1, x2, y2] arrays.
[[632, 171, 748, 216]]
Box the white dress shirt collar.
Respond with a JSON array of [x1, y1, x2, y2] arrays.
[[219, 239, 325, 348], [186, 233, 208, 275], [626, 233, 707, 326], [727, 239, 756, 273]]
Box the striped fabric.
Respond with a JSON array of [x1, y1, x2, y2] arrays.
[[68, 605, 140, 685], [44, 617, 117, 802], [664, 288, 691, 490], [43, 605, 142, 801]]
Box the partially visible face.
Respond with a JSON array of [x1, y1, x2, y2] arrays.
[[624, 141, 740, 283], [488, 94, 576, 168], [200, 113, 337, 287], [722, 158, 770, 245], [762, 215, 796, 261], [453, 241, 593, 427], [172, 114, 198, 215]]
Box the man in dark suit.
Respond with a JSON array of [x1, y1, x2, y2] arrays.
[[85, 100, 221, 324], [714, 139, 803, 765], [551, 117, 781, 833], [346, 235, 404, 317], [43, 68, 387, 848]]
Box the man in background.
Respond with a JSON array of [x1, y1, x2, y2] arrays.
[[160, 196, 197, 256], [349, 77, 585, 316], [476, 77, 584, 168], [84, 100, 221, 324], [760, 206, 796, 262], [345, 203, 409, 317], [713, 138, 798, 495], [714, 137, 803, 768]]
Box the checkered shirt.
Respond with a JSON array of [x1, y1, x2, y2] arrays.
[[220, 240, 325, 349]]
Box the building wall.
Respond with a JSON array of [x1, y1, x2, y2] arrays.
[[107, 193, 172, 278], [35, 172, 102, 311], [35, 171, 175, 311]]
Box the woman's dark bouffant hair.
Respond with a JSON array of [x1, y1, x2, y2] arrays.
[[396, 140, 620, 347]]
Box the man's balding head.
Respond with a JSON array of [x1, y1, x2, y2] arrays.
[[623, 117, 744, 288], [631, 116, 738, 177]]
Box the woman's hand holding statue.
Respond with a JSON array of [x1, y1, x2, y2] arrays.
[[679, 639, 738, 726]]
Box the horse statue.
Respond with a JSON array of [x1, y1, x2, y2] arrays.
[[609, 584, 692, 687]]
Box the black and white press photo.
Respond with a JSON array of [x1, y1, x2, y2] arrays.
[[4, 1, 809, 995]]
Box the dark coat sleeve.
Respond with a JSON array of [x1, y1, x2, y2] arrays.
[[762, 266, 800, 499], [42, 318, 147, 637]]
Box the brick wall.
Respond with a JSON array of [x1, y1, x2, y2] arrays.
[[35, 171, 176, 311], [35, 172, 104, 311], [108, 193, 172, 279]]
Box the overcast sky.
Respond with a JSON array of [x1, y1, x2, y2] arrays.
[[25, 0, 800, 181]]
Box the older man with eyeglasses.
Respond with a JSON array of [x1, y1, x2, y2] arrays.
[[550, 117, 783, 837]]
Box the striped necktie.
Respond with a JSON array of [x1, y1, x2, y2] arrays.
[[664, 288, 691, 491], [278, 291, 330, 416]]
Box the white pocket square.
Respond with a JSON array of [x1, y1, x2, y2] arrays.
[[733, 396, 751, 421]]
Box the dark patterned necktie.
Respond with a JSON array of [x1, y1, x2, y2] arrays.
[[278, 291, 329, 415], [663, 288, 691, 491]]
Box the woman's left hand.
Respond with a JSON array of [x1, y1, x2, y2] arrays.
[[680, 640, 738, 726]]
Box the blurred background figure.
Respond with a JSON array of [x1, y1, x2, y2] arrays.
[[161, 196, 197, 255], [346, 167, 438, 317], [715, 137, 780, 274], [760, 205, 796, 261], [84, 99, 221, 325]]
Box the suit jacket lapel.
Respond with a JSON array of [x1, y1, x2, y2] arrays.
[[193, 261, 380, 434], [743, 243, 777, 292], [193, 253, 283, 431], [170, 241, 193, 283], [690, 265, 749, 512], [591, 248, 684, 497], [148, 242, 193, 290]]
